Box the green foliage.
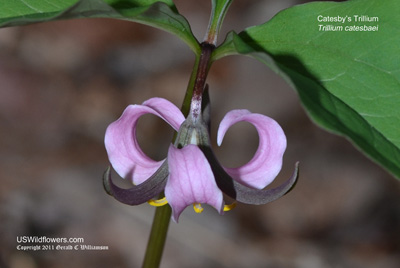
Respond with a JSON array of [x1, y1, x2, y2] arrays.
[[0, 0, 200, 54], [204, 0, 233, 44], [214, 0, 400, 178]]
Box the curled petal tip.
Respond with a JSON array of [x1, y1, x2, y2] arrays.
[[104, 97, 184, 185], [285, 161, 299, 195], [103, 166, 113, 196], [217, 109, 252, 145], [217, 109, 287, 189], [102, 162, 169, 206], [214, 160, 299, 205]]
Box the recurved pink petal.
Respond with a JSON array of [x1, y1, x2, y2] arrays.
[[165, 145, 224, 223], [141, 98, 184, 130], [217, 109, 286, 189], [105, 98, 185, 184]]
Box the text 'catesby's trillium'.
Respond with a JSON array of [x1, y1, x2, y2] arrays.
[[104, 97, 298, 222]]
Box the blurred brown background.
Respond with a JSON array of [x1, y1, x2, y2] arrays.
[[1, 0, 399, 267]]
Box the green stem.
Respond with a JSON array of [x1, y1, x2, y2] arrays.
[[142, 204, 172, 268], [181, 54, 200, 118], [181, 43, 215, 118]]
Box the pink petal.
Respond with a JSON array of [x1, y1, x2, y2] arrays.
[[105, 98, 185, 184], [141, 98, 184, 130], [165, 145, 224, 223], [217, 109, 286, 189]]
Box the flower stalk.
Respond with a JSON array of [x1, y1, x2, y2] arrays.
[[181, 42, 215, 118], [189, 42, 214, 120], [141, 203, 171, 268]]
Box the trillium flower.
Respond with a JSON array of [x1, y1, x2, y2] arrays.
[[103, 96, 298, 222]]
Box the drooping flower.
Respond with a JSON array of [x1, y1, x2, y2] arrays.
[[103, 96, 298, 222]]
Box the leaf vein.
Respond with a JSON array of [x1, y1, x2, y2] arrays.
[[20, 0, 43, 13]]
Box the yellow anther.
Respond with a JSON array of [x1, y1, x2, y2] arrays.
[[193, 203, 204, 213], [148, 197, 168, 207], [223, 202, 237, 212]]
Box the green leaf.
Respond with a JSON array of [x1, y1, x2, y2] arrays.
[[0, 0, 200, 54], [214, 0, 400, 179], [204, 0, 233, 44]]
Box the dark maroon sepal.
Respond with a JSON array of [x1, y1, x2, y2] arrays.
[[103, 161, 169, 205]]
